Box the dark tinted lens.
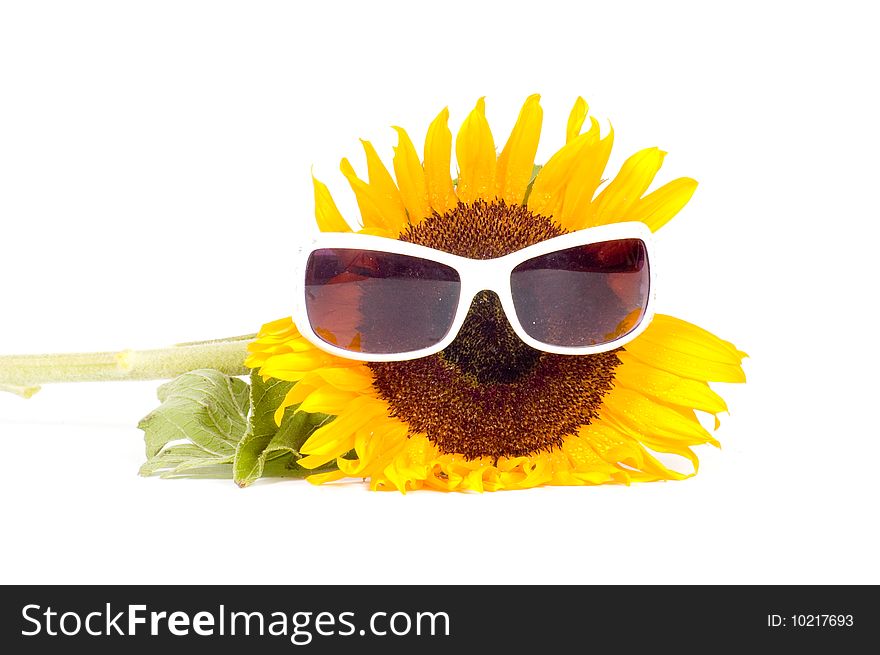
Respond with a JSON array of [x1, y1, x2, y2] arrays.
[[304, 248, 461, 355], [510, 238, 649, 347]]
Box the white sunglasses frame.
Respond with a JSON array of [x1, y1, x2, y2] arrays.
[[292, 221, 656, 362]]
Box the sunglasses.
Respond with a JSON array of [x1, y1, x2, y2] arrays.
[[293, 221, 656, 362]]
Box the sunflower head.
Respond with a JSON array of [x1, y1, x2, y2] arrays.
[[246, 96, 746, 492]]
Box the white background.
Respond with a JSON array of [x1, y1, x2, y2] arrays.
[[1, 1, 878, 585]]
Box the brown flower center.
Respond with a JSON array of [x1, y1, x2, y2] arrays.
[[368, 200, 621, 459]]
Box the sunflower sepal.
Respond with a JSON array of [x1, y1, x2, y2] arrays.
[[233, 371, 335, 487], [521, 164, 542, 205]]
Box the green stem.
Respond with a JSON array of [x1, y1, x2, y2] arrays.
[[0, 334, 255, 396]]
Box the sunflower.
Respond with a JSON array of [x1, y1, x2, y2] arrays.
[[246, 95, 746, 492]]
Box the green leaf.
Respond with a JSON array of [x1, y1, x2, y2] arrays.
[[139, 367, 338, 485], [138, 446, 234, 479], [248, 369, 295, 442], [265, 410, 334, 460], [138, 369, 249, 479], [232, 370, 334, 487], [233, 431, 273, 485]]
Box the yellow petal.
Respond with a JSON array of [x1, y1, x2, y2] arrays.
[[298, 386, 359, 415], [281, 382, 317, 408], [303, 366, 375, 394], [311, 174, 351, 232], [299, 396, 388, 459], [275, 383, 317, 423], [455, 98, 496, 204], [560, 429, 627, 477], [299, 427, 354, 461], [338, 141, 408, 234], [382, 435, 440, 492], [498, 455, 554, 489], [391, 126, 431, 225], [624, 314, 746, 383], [527, 119, 602, 218], [591, 147, 666, 224], [339, 419, 409, 477], [340, 157, 388, 230], [577, 423, 689, 481], [258, 350, 344, 381], [246, 335, 312, 370], [306, 469, 348, 485], [526, 134, 585, 217], [249, 334, 311, 352], [253, 316, 299, 339], [614, 352, 728, 414], [602, 386, 718, 449], [547, 445, 621, 486], [249, 336, 314, 360], [356, 226, 396, 238], [558, 128, 615, 230], [297, 445, 355, 471], [566, 96, 588, 143], [628, 177, 698, 231], [424, 107, 457, 214], [360, 139, 408, 233], [495, 94, 543, 204]]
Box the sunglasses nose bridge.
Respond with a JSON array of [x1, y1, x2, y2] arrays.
[[457, 257, 510, 294], [454, 258, 518, 326]]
